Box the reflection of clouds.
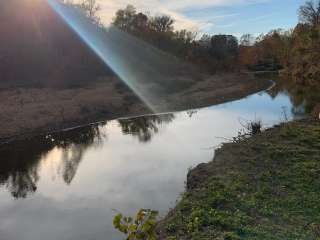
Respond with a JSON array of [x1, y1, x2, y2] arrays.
[[0, 124, 104, 199], [43, 147, 62, 165], [0, 195, 119, 240], [59, 143, 94, 184], [0, 88, 304, 240]]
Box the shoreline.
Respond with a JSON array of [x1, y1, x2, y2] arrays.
[[0, 73, 271, 145], [158, 118, 320, 239]]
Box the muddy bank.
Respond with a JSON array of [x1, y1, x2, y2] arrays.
[[0, 73, 270, 143], [159, 119, 320, 239]]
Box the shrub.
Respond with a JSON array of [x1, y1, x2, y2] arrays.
[[113, 209, 159, 240]]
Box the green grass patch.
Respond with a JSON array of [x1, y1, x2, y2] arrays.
[[160, 120, 320, 240]]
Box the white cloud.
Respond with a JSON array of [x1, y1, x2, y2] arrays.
[[92, 0, 268, 31]]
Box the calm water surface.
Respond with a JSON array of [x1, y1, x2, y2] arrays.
[[0, 86, 309, 240]]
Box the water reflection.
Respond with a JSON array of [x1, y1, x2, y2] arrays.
[[118, 114, 175, 142], [0, 77, 319, 240], [186, 110, 198, 118], [0, 113, 177, 198], [0, 124, 103, 198], [56, 126, 104, 184], [263, 73, 320, 117], [2, 76, 316, 200]]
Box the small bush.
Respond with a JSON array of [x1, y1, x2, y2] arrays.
[[247, 120, 262, 135], [113, 209, 159, 240], [233, 118, 262, 143]]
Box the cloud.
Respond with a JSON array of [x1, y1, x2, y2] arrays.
[[92, 0, 269, 31], [214, 13, 274, 28], [160, 0, 265, 10]]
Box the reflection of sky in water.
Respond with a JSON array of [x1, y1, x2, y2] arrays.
[[0, 91, 296, 240], [215, 92, 291, 115]]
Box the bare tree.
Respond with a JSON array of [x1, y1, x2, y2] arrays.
[[112, 5, 137, 31], [199, 34, 211, 47], [150, 15, 174, 33], [79, 0, 101, 19], [240, 34, 255, 46], [299, 0, 320, 25]]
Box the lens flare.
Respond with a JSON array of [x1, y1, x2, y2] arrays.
[[46, 0, 184, 113]]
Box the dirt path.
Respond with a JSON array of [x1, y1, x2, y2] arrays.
[[0, 73, 270, 143]]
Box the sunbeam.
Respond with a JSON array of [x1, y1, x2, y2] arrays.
[[46, 0, 187, 113]]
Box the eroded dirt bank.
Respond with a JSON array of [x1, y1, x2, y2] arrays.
[[0, 73, 270, 143], [158, 119, 320, 240]]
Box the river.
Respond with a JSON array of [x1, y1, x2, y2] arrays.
[[0, 79, 313, 240]]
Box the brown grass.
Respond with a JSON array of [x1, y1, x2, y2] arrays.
[[0, 73, 270, 142]]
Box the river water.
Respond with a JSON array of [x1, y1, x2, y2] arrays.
[[0, 81, 312, 240]]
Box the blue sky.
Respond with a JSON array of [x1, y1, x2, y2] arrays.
[[182, 0, 305, 36], [97, 0, 306, 37]]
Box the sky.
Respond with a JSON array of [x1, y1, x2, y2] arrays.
[[95, 0, 306, 37]]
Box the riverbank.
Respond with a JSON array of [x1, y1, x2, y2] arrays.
[[0, 73, 270, 144], [158, 119, 320, 239]]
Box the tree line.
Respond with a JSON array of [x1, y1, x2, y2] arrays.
[[109, 0, 320, 87], [239, 0, 320, 87], [81, 0, 320, 87], [1, 0, 318, 88], [110, 5, 239, 72], [66, 0, 240, 73]]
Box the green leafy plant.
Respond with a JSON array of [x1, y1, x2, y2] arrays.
[[113, 209, 159, 240]]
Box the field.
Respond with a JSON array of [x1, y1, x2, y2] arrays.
[[0, 73, 270, 142]]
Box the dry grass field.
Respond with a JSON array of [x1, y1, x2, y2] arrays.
[[0, 73, 270, 142]]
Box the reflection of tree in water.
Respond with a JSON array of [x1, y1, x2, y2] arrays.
[[57, 125, 104, 185], [118, 114, 175, 142], [0, 140, 45, 198], [266, 74, 320, 117], [4, 161, 39, 199], [60, 145, 86, 185], [186, 110, 198, 118], [0, 124, 104, 198]]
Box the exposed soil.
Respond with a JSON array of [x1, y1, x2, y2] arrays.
[[0, 73, 270, 143]]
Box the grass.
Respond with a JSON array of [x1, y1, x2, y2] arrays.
[[159, 119, 320, 240], [0, 73, 269, 141]]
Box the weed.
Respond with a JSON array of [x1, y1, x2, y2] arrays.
[[113, 209, 159, 240]]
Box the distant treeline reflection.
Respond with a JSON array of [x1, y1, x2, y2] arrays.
[[264, 73, 320, 117], [118, 114, 175, 142], [0, 113, 175, 198], [0, 124, 103, 198], [0, 76, 317, 199]]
